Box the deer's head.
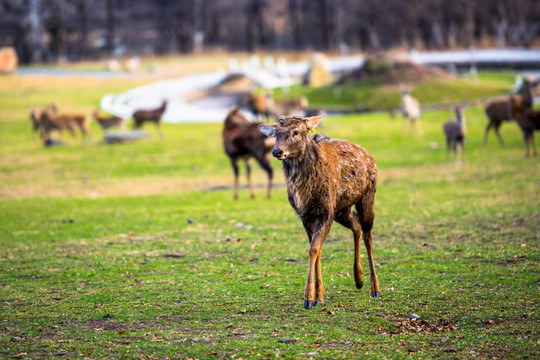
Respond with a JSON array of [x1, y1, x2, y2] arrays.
[[258, 114, 325, 160]]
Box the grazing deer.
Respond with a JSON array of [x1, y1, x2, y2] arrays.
[[509, 95, 540, 157], [483, 77, 533, 147], [223, 107, 275, 199], [132, 100, 167, 131], [246, 91, 275, 121], [92, 109, 125, 131], [400, 85, 422, 136], [443, 105, 467, 165], [259, 114, 380, 309]]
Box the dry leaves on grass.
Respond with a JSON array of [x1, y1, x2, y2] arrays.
[[376, 318, 458, 335]]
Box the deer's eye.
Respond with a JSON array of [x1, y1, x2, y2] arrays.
[[293, 130, 299, 136]]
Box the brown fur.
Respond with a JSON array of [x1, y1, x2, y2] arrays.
[[222, 107, 275, 199], [510, 96, 540, 157], [33, 105, 89, 140], [132, 100, 167, 130], [92, 110, 124, 131], [259, 115, 380, 309], [273, 97, 308, 118], [245, 92, 275, 120], [483, 78, 533, 147]]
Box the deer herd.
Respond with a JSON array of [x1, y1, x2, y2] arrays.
[[29, 74, 538, 309]]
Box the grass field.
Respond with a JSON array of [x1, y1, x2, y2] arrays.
[[0, 69, 538, 359]]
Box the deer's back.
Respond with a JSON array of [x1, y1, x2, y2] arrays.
[[485, 97, 512, 122], [223, 122, 272, 158]]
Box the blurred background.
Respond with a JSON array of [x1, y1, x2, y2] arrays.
[[1, 0, 539, 64]]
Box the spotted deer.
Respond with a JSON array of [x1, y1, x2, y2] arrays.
[[259, 114, 380, 309]]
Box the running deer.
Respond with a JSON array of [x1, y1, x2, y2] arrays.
[[92, 109, 125, 131], [259, 114, 380, 309], [222, 107, 275, 199], [132, 100, 167, 131], [443, 105, 467, 165], [509, 95, 540, 157], [400, 85, 422, 136], [483, 77, 533, 147]]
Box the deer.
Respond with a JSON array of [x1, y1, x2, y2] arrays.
[[400, 85, 422, 136], [223, 107, 275, 199], [132, 100, 167, 132], [29, 104, 57, 134], [92, 109, 125, 132], [245, 91, 275, 121], [40, 106, 90, 139], [274, 97, 309, 118], [443, 105, 467, 165], [259, 114, 380, 309], [509, 94, 540, 157], [483, 77, 534, 147]]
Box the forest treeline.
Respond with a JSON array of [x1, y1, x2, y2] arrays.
[[1, 0, 539, 64]]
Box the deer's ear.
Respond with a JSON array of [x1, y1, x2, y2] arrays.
[[305, 114, 325, 131], [258, 124, 277, 137]]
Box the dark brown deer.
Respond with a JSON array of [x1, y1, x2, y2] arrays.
[[92, 109, 125, 131], [509, 95, 540, 157], [443, 105, 466, 165], [259, 114, 380, 309], [132, 100, 167, 131], [223, 107, 275, 199], [245, 91, 275, 121], [483, 78, 533, 147]]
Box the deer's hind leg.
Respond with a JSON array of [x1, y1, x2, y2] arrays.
[[355, 190, 380, 298], [335, 207, 364, 290]]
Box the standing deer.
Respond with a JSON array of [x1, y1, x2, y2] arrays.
[[132, 100, 167, 132], [400, 85, 422, 136], [443, 105, 467, 165], [483, 77, 533, 147], [509, 95, 540, 157], [259, 114, 380, 309], [245, 91, 275, 121], [222, 107, 275, 199], [274, 97, 309, 118], [38, 105, 89, 140]]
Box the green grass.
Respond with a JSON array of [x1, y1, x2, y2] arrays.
[[0, 71, 538, 359]]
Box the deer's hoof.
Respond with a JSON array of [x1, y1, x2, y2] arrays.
[[304, 300, 317, 309], [370, 291, 381, 298], [355, 281, 364, 289]]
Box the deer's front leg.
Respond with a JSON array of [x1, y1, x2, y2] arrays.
[[303, 216, 332, 309]]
